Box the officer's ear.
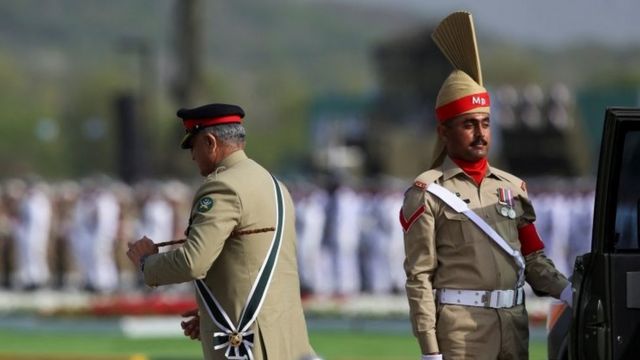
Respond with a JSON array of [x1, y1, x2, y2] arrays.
[[203, 133, 217, 152]]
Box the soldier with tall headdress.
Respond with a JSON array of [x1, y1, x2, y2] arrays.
[[400, 11, 572, 359]]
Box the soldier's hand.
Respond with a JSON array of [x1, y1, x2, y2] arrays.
[[126, 236, 158, 269], [560, 283, 573, 307], [181, 308, 200, 340]]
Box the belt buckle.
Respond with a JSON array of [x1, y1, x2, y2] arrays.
[[493, 291, 501, 308], [491, 290, 509, 308], [481, 291, 491, 307], [483, 290, 519, 308]]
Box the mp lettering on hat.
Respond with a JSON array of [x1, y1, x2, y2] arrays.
[[472, 95, 487, 105], [435, 92, 490, 122]]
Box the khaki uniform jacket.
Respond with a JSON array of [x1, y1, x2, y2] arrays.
[[401, 157, 569, 355], [143, 150, 313, 360]]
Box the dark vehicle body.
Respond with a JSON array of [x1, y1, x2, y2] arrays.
[[548, 108, 640, 360]]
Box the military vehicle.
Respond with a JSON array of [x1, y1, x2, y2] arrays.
[[548, 108, 640, 359]]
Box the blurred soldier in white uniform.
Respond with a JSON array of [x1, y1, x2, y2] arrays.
[[49, 181, 81, 288], [360, 184, 392, 294], [295, 183, 328, 296], [14, 181, 52, 290], [383, 188, 406, 293], [132, 182, 176, 290], [69, 181, 120, 292], [135, 183, 174, 250], [321, 181, 362, 297]]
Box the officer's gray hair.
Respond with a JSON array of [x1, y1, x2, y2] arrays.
[[203, 123, 246, 145]]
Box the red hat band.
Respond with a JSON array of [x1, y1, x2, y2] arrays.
[[183, 115, 243, 132], [435, 92, 490, 122]]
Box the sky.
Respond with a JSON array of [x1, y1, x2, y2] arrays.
[[331, 0, 640, 47]]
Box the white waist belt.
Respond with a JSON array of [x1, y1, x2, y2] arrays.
[[436, 287, 525, 309]]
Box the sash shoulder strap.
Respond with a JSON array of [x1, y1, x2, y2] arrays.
[[195, 174, 285, 360], [426, 183, 525, 287]]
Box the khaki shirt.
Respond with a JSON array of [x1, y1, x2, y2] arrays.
[[402, 157, 569, 354], [143, 150, 313, 360]]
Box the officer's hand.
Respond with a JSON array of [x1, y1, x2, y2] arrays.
[[180, 308, 200, 340], [126, 236, 158, 269]]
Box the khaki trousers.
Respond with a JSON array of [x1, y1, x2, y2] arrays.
[[436, 304, 529, 359]]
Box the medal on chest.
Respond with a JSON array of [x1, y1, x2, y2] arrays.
[[497, 188, 516, 219]]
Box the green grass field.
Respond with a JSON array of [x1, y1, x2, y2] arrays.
[[0, 329, 547, 360]]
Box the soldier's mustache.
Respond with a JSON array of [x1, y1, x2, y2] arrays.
[[471, 138, 488, 146]]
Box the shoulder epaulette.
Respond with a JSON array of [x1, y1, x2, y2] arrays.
[[413, 169, 443, 190], [491, 167, 527, 193]]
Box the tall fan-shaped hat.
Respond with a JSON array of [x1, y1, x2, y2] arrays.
[[430, 11, 490, 167]]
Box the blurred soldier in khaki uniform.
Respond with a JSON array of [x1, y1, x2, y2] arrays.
[[400, 12, 572, 360], [127, 103, 315, 360]]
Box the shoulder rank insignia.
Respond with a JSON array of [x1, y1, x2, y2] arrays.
[[414, 181, 427, 190], [197, 196, 215, 212]]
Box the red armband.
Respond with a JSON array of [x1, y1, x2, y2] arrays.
[[518, 223, 545, 256]]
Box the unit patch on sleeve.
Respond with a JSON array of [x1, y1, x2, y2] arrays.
[[197, 196, 215, 213]]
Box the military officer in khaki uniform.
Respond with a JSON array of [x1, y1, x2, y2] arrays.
[[127, 103, 315, 360], [400, 12, 572, 360]]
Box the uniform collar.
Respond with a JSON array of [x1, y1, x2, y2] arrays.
[[486, 165, 499, 179], [213, 149, 248, 173], [441, 156, 466, 181], [441, 156, 500, 182]]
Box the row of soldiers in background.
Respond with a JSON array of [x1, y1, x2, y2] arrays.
[[0, 175, 408, 297], [0, 175, 597, 297], [0, 176, 193, 293], [293, 178, 407, 297]]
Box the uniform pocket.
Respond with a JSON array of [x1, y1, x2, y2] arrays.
[[443, 209, 467, 221], [440, 209, 473, 244]]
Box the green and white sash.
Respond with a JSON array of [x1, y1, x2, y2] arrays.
[[195, 174, 285, 360]]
